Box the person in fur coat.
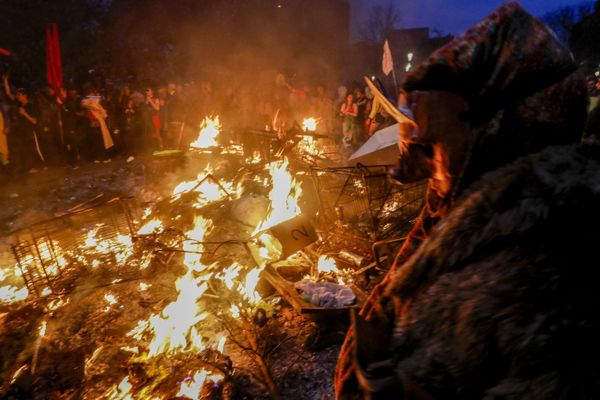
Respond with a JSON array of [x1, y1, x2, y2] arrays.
[[335, 3, 598, 399]]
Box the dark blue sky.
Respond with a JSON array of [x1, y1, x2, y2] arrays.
[[351, 0, 590, 40]]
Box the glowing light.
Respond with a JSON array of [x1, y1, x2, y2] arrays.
[[177, 370, 208, 400], [219, 263, 242, 290], [106, 377, 133, 400], [11, 365, 28, 384], [302, 117, 318, 132], [254, 158, 302, 233], [38, 320, 47, 337], [230, 304, 241, 318], [128, 217, 213, 357], [137, 219, 163, 235], [171, 165, 236, 208], [217, 335, 227, 353], [190, 116, 221, 149], [0, 285, 28, 304], [177, 370, 224, 400], [104, 293, 118, 305], [242, 268, 262, 304], [317, 255, 339, 274]]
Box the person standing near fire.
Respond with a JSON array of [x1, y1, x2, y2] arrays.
[[143, 87, 163, 151], [81, 87, 114, 162], [3, 73, 41, 174], [339, 92, 358, 149]]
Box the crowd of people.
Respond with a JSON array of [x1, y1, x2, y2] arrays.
[[0, 68, 398, 180]]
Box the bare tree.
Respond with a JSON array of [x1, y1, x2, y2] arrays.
[[542, 1, 594, 43], [358, 2, 401, 43]]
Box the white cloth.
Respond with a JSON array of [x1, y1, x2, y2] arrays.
[[81, 97, 114, 149]]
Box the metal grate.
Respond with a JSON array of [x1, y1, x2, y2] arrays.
[[6, 197, 137, 297], [310, 164, 427, 240]]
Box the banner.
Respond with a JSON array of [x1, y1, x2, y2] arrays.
[[382, 39, 394, 76], [46, 23, 62, 90]]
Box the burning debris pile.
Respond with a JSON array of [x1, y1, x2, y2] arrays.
[[0, 117, 426, 399]]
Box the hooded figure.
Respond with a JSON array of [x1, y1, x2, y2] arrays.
[[335, 3, 600, 399]]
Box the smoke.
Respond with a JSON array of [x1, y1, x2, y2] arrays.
[[101, 0, 349, 89]]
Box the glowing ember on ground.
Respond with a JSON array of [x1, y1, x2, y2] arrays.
[[176, 370, 223, 400], [38, 320, 47, 337], [0, 285, 28, 304], [104, 293, 118, 305]]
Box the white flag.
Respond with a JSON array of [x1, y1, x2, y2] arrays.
[[382, 40, 394, 76]]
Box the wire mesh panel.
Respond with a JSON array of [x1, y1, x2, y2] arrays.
[[5, 197, 137, 297], [377, 180, 428, 239], [311, 165, 427, 240], [293, 134, 344, 167]]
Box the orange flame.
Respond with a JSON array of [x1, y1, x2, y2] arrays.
[[190, 116, 221, 149], [302, 117, 318, 132]]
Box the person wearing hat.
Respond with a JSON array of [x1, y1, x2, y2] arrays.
[[336, 3, 597, 398]]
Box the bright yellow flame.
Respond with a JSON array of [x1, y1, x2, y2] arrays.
[[242, 268, 262, 304], [249, 232, 283, 267], [298, 136, 320, 157], [128, 216, 214, 357], [171, 165, 237, 209], [38, 320, 47, 337], [190, 116, 221, 149], [245, 151, 263, 164], [107, 377, 133, 400], [0, 285, 28, 304], [46, 297, 69, 311], [302, 117, 318, 132], [317, 255, 340, 274], [81, 225, 134, 266], [84, 226, 100, 248], [230, 304, 241, 318], [177, 370, 208, 400], [219, 263, 242, 290], [176, 370, 224, 400], [254, 158, 302, 233], [104, 293, 118, 305], [217, 335, 227, 353], [137, 219, 163, 235]]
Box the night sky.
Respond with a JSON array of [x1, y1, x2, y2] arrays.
[[351, 0, 590, 39]]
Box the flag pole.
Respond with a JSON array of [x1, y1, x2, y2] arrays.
[[382, 39, 399, 100], [391, 67, 399, 100]]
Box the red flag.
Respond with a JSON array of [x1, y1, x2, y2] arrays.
[[46, 23, 62, 90], [0, 48, 13, 57]]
